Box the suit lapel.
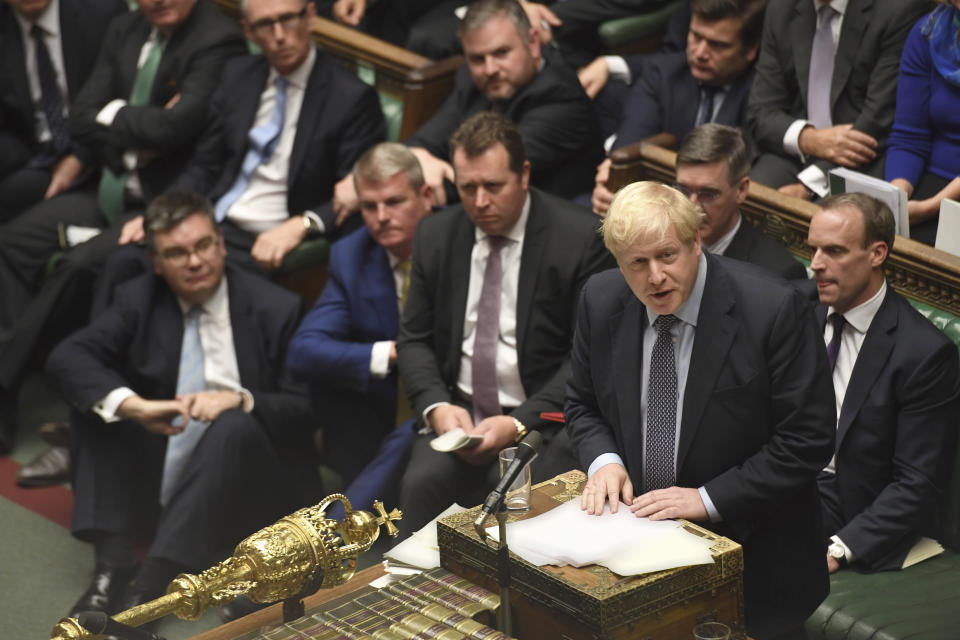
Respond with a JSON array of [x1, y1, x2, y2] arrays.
[[363, 238, 399, 337], [836, 289, 895, 447], [1, 10, 33, 126], [679, 73, 701, 130], [792, 0, 816, 107], [677, 257, 737, 472], [447, 214, 475, 379], [516, 193, 547, 372], [289, 47, 330, 186], [612, 293, 645, 479], [832, 0, 869, 110], [155, 283, 186, 393], [226, 272, 260, 389], [58, 0, 84, 95]]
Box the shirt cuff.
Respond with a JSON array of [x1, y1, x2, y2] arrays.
[[798, 164, 830, 198], [303, 210, 326, 234], [698, 486, 722, 522], [122, 150, 138, 172], [831, 534, 855, 562], [587, 453, 624, 478], [96, 99, 127, 127], [238, 387, 255, 413], [370, 341, 393, 378], [421, 401, 450, 433], [94, 387, 137, 423], [605, 55, 631, 84], [783, 119, 810, 160]]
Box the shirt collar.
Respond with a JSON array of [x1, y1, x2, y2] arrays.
[[814, 0, 847, 16], [647, 250, 707, 329], [704, 213, 742, 256], [270, 45, 315, 91], [828, 279, 886, 334], [474, 192, 531, 246], [177, 275, 229, 318], [14, 0, 60, 39]]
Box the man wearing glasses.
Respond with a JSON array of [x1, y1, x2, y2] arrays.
[[675, 124, 806, 280], [46, 191, 320, 624]]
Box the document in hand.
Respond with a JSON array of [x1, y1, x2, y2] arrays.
[[485, 498, 714, 576]]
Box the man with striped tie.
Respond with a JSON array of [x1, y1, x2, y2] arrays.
[[46, 191, 320, 621]]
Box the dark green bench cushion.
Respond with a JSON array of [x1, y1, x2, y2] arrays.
[[597, 0, 687, 49], [804, 550, 960, 640]]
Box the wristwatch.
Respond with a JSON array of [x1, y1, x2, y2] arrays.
[[827, 542, 847, 568], [301, 212, 321, 235], [511, 417, 527, 443]]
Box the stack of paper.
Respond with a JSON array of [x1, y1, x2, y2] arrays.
[[486, 498, 715, 576], [384, 504, 467, 573]]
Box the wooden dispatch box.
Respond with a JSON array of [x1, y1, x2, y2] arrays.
[[437, 470, 745, 640]]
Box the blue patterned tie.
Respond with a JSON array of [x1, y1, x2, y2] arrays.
[[160, 307, 208, 505], [645, 314, 679, 492], [695, 85, 717, 127], [30, 24, 70, 165], [215, 76, 287, 221]]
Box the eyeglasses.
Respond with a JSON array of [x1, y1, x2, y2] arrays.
[[159, 235, 219, 266], [674, 183, 724, 204], [248, 7, 307, 38]]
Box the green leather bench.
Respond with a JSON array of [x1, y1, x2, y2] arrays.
[[597, 0, 687, 54]]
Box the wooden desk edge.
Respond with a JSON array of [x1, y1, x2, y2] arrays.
[[189, 564, 387, 640]]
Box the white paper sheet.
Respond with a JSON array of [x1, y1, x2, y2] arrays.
[[383, 504, 467, 570], [486, 498, 715, 576]]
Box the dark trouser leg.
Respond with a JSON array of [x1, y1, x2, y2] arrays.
[[750, 153, 804, 190], [0, 166, 52, 223], [396, 434, 491, 542], [405, 0, 463, 60], [149, 410, 299, 570], [817, 469, 844, 544]]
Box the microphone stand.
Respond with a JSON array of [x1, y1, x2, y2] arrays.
[[494, 507, 513, 638]]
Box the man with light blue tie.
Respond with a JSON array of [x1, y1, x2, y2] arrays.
[[45, 191, 320, 622]]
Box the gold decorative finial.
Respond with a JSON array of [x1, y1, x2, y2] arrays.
[[50, 495, 401, 640]]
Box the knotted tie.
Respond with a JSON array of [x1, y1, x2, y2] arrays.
[[825, 312, 846, 371], [160, 307, 208, 505], [215, 76, 288, 221], [645, 314, 679, 492], [97, 35, 164, 221], [30, 24, 69, 165], [807, 4, 838, 130], [472, 235, 509, 423], [695, 85, 718, 127]]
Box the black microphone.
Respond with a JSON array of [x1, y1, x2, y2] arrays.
[[77, 611, 164, 640], [480, 430, 543, 516]]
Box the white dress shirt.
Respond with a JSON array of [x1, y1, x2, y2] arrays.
[[94, 276, 254, 422], [822, 279, 886, 560], [225, 47, 321, 234], [704, 213, 742, 256], [370, 251, 408, 378], [13, 0, 67, 144]]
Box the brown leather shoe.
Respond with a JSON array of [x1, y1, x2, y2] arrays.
[[16, 445, 69, 487], [38, 421, 70, 448]]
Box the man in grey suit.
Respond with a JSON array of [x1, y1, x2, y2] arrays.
[[746, 0, 927, 199], [675, 123, 806, 280]]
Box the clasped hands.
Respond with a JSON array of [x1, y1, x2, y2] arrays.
[[580, 462, 707, 522], [428, 404, 516, 465], [117, 391, 244, 436]]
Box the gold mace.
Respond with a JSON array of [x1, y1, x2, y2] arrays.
[[51, 495, 401, 640]]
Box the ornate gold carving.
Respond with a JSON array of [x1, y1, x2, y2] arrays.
[[50, 495, 401, 640]]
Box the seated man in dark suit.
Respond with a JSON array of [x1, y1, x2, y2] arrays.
[[675, 124, 806, 280], [590, 0, 762, 215], [287, 142, 433, 496], [395, 112, 613, 540], [807, 193, 960, 573], [46, 191, 320, 619], [0, 0, 246, 452], [0, 0, 126, 220], [746, 0, 927, 199], [334, 0, 602, 216], [568, 181, 835, 637]]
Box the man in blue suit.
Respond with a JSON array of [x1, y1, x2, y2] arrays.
[[287, 143, 433, 494]]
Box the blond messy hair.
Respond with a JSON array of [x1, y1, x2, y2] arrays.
[[602, 181, 703, 258]]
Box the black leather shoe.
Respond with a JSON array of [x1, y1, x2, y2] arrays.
[[70, 564, 138, 617], [217, 594, 269, 622], [16, 445, 69, 487]]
